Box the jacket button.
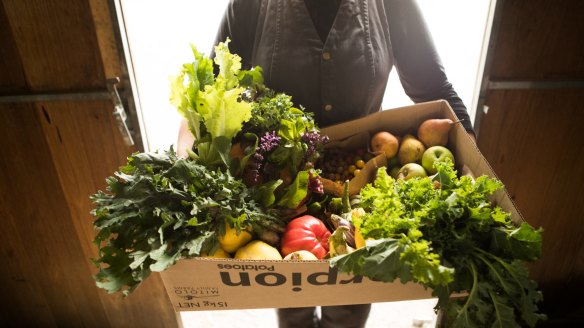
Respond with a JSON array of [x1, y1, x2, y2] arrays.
[[322, 52, 331, 61], [324, 104, 333, 111]]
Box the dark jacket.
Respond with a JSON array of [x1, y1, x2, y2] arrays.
[[213, 0, 474, 132]]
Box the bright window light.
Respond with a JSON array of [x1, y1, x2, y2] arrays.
[[121, 0, 230, 152], [383, 0, 492, 123]]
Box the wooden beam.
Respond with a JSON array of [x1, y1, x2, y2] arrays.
[[2, 0, 105, 90], [491, 0, 584, 80], [0, 103, 111, 326], [0, 2, 27, 93], [88, 0, 123, 81]]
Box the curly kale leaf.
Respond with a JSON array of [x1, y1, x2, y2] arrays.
[[90, 148, 281, 296]]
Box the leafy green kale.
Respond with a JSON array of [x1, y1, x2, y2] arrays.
[[330, 160, 545, 327], [90, 148, 282, 296]]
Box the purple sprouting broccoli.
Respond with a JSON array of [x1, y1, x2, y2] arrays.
[[259, 131, 281, 153], [302, 130, 329, 160], [249, 131, 281, 182], [249, 152, 264, 183]]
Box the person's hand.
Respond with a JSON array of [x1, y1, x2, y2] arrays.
[[177, 118, 195, 159]]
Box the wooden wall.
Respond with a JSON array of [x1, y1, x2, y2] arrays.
[[477, 0, 584, 323], [0, 0, 177, 326]]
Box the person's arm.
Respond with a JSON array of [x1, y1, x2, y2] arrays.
[[385, 0, 475, 136], [176, 118, 195, 159]]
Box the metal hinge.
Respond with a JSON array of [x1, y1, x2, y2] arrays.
[[107, 77, 134, 146], [0, 77, 135, 147]]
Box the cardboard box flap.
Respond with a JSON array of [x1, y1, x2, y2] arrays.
[[322, 101, 446, 141]]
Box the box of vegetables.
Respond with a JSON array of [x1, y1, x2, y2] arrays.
[[90, 40, 546, 327]]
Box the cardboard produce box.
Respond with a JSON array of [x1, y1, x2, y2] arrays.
[[160, 100, 522, 311]]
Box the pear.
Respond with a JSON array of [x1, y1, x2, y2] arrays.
[[417, 118, 456, 147], [397, 134, 426, 165], [370, 131, 399, 159]]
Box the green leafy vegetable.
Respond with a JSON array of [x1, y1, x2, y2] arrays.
[[170, 39, 252, 168], [331, 160, 545, 327], [277, 170, 311, 209], [243, 92, 312, 137], [92, 43, 325, 297], [91, 148, 281, 296], [239, 91, 324, 177], [330, 238, 412, 283]]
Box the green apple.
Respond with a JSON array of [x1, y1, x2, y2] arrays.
[[397, 163, 427, 180], [421, 146, 455, 174]]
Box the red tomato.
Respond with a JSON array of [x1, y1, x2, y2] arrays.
[[280, 215, 331, 259]]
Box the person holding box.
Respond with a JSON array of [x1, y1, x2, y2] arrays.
[[178, 1, 475, 327]]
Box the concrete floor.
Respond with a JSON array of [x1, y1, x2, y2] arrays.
[[181, 299, 438, 328]]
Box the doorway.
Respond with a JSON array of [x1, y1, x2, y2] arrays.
[[117, 1, 495, 326]]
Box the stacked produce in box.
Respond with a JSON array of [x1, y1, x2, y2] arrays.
[[90, 41, 545, 327]]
